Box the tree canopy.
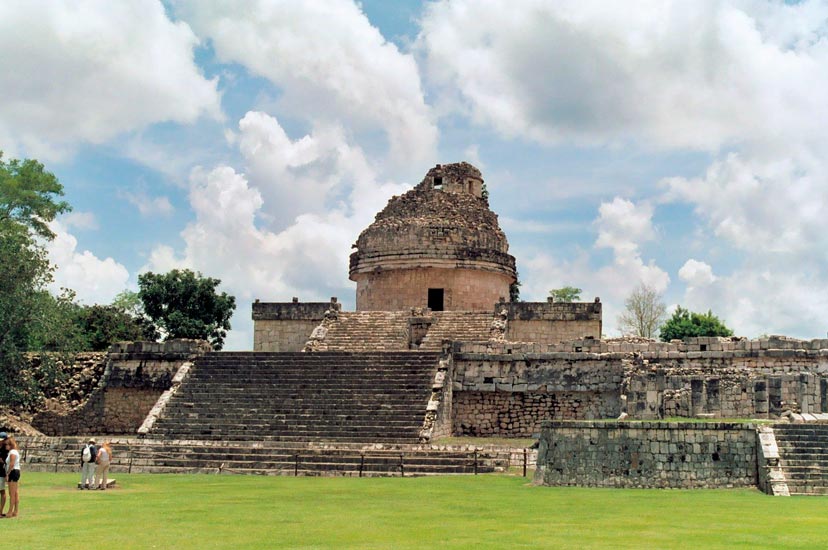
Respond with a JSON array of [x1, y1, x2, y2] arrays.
[[659, 306, 734, 341], [0, 152, 70, 239], [617, 284, 667, 338], [138, 269, 236, 350], [549, 286, 582, 303]]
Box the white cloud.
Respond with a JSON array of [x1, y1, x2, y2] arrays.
[[0, 0, 221, 160], [678, 259, 716, 288], [144, 112, 411, 349], [518, 196, 668, 336], [119, 189, 175, 218], [61, 211, 98, 231], [418, 0, 828, 150], [46, 222, 130, 305], [174, 0, 436, 164]]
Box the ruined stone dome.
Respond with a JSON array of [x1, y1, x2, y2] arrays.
[[349, 162, 517, 280]]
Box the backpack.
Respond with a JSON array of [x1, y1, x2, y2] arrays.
[[82, 445, 91, 462]]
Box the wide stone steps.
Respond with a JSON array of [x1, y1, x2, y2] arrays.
[[773, 424, 828, 495], [419, 312, 494, 350], [321, 312, 411, 351], [18, 437, 510, 477], [149, 351, 438, 443]]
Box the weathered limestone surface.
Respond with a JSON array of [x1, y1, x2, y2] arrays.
[[252, 301, 332, 352], [349, 162, 517, 311], [535, 421, 758, 488], [32, 340, 210, 436], [502, 301, 602, 344]]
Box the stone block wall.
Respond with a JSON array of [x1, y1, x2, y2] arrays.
[[252, 301, 334, 352], [353, 267, 512, 311], [32, 340, 210, 436], [502, 301, 602, 344], [534, 421, 758, 489], [451, 343, 623, 435]]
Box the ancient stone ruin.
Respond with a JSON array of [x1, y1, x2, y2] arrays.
[[19, 162, 828, 494]]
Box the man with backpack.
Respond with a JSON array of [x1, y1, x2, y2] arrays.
[[79, 439, 97, 490]]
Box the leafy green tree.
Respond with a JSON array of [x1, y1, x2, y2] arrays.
[[509, 279, 521, 302], [0, 152, 72, 406], [74, 304, 158, 351], [549, 286, 582, 303], [138, 269, 236, 350], [659, 306, 734, 341], [0, 153, 70, 239]]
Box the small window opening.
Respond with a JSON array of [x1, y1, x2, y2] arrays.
[[700, 344, 708, 352], [433, 176, 443, 188], [428, 288, 444, 311]]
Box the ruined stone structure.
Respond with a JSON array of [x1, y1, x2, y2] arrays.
[[349, 162, 516, 312], [21, 161, 828, 491]]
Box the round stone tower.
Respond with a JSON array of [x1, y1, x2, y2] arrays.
[[349, 162, 517, 311]]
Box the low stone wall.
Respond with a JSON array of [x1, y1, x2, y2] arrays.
[[502, 301, 602, 344], [534, 421, 758, 489], [32, 340, 210, 436], [252, 301, 334, 352]]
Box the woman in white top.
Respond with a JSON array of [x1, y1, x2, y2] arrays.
[[4, 436, 20, 518]]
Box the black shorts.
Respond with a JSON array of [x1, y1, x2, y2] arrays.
[[7, 470, 20, 483]]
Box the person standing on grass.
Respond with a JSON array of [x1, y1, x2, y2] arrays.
[[0, 432, 7, 517], [80, 438, 97, 489], [94, 441, 111, 490], [4, 436, 20, 518]]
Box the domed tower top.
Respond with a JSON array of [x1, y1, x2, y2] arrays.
[[349, 162, 516, 312], [425, 161, 485, 198]]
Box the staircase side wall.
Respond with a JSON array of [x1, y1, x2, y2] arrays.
[[32, 340, 210, 436]]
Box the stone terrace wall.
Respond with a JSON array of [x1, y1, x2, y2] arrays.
[[451, 341, 622, 436], [534, 421, 758, 488], [252, 301, 335, 352], [33, 340, 210, 436], [448, 337, 828, 437], [502, 301, 602, 345]]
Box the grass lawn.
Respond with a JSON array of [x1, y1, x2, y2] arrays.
[[4, 472, 828, 549]]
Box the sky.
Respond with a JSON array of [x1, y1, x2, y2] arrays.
[[2, 0, 828, 349]]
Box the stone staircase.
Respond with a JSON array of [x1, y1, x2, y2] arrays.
[[323, 312, 410, 351], [148, 351, 437, 443], [419, 311, 495, 350], [774, 424, 828, 495], [18, 436, 510, 477]]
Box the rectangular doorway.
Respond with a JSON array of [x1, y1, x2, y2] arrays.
[[428, 288, 444, 311]]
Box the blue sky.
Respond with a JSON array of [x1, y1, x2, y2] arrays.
[[2, 0, 828, 349]]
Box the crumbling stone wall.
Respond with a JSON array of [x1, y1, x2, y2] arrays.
[[32, 340, 210, 435], [252, 301, 333, 352], [448, 337, 828, 437], [534, 421, 758, 489]]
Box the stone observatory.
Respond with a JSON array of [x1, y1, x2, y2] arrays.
[[348, 162, 517, 311]]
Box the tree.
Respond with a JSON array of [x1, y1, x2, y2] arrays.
[[549, 286, 582, 303], [617, 284, 667, 338], [659, 306, 734, 341], [0, 152, 70, 239], [509, 279, 521, 302], [0, 152, 71, 407], [74, 304, 158, 351], [138, 269, 236, 350]]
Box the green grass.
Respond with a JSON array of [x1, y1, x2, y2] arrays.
[[5, 473, 828, 549]]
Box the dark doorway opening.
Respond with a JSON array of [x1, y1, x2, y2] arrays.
[[433, 176, 443, 188], [428, 288, 444, 311]]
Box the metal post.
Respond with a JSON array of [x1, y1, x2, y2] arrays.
[[294, 454, 299, 476], [359, 454, 365, 478], [54, 450, 60, 473], [400, 453, 405, 477], [523, 448, 528, 478], [474, 449, 478, 475]]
